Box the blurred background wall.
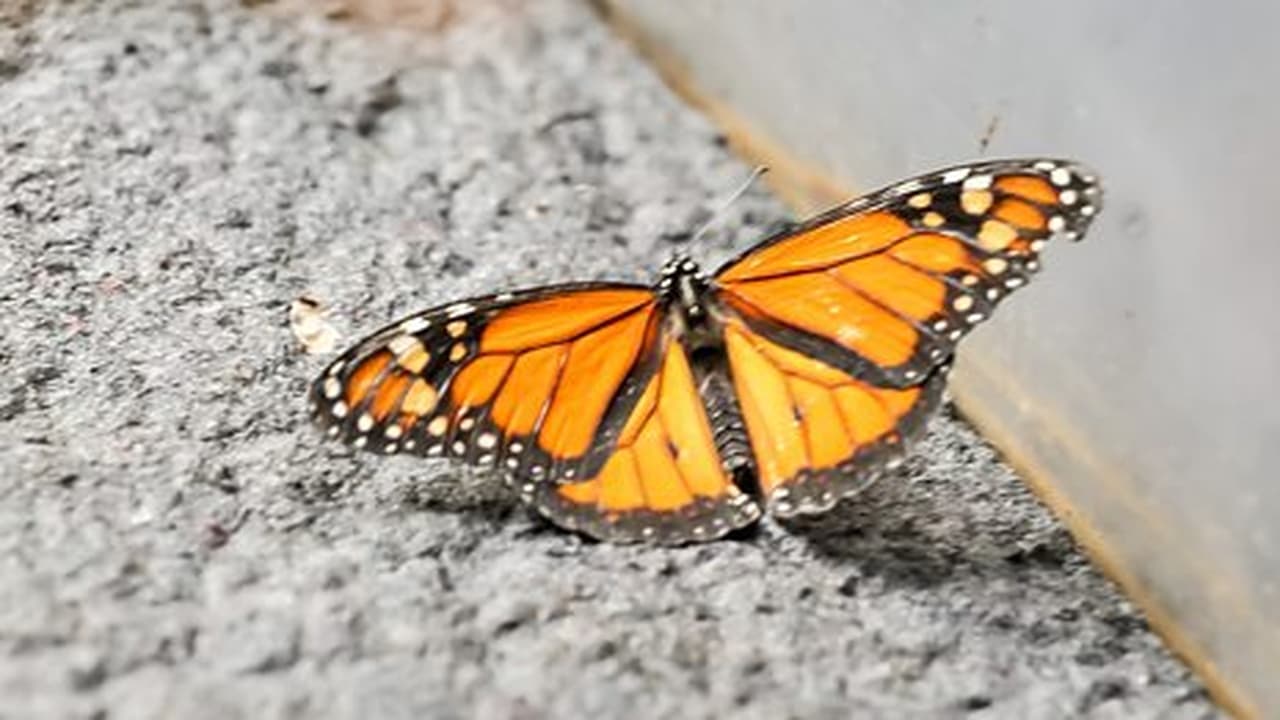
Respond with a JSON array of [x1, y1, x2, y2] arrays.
[[597, 1, 1280, 715]]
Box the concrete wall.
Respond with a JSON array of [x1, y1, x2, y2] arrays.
[[600, 1, 1280, 715]]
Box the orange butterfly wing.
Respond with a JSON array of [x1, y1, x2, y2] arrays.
[[311, 284, 663, 484], [530, 334, 761, 543], [716, 158, 1102, 387], [713, 158, 1102, 511]]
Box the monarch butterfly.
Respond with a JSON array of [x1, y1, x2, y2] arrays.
[[310, 158, 1101, 544]]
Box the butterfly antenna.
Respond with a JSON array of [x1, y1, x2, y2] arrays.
[[690, 165, 770, 244]]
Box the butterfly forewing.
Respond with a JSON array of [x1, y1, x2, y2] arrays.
[[311, 283, 662, 484], [714, 158, 1102, 387]]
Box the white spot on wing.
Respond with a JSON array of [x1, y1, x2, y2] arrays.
[[893, 179, 924, 195], [400, 316, 430, 334], [387, 334, 419, 356], [427, 416, 448, 436]]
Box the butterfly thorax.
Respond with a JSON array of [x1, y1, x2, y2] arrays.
[[656, 253, 722, 350]]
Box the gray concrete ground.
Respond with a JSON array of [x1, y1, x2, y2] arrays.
[[0, 1, 1219, 718]]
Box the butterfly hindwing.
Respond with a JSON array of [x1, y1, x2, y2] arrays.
[[721, 319, 944, 515], [311, 283, 662, 485], [715, 158, 1102, 388], [530, 333, 762, 544]]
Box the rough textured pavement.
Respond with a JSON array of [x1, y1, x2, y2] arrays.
[[0, 2, 1219, 718]]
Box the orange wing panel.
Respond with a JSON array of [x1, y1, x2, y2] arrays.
[[789, 377, 854, 468], [480, 289, 653, 353], [724, 272, 919, 367], [887, 233, 980, 274], [833, 254, 946, 322], [718, 211, 911, 282], [994, 174, 1058, 204], [369, 372, 412, 421], [538, 308, 653, 458], [344, 351, 392, 407], [489, 344, 565, 437], [597, 452, 646, 513], [450, 355, 514, 408], [724, 325, 808, 490], [994, 198, 1047, 230]]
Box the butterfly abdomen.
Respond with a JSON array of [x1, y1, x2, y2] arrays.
[[696, 363, 757, 494]]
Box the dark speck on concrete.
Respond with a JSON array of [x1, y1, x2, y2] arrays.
[[0, 1, 1218, 718], [354, 74, 402, 137]]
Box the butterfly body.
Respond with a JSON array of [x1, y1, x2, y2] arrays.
[[311, 158, 1101, 544]]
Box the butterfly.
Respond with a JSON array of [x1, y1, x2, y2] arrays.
[[310, 158, 1101, 544]]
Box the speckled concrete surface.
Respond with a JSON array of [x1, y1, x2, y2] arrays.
[[0, 2, 1218, 718]]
